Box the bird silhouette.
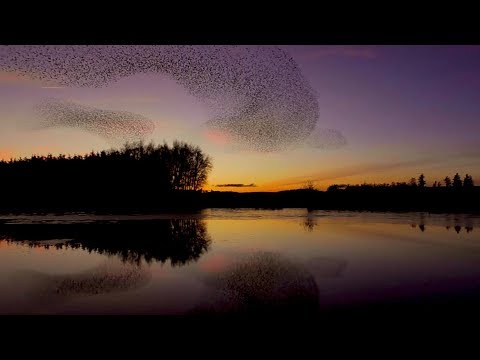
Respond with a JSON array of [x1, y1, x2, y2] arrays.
[[0, 45, 346, 152]]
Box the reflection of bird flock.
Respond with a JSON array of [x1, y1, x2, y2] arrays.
[[50, 261, 152, 297], [196, 252, 320, 315], [13, 260, 152, 305], [0, 45, 346, 151]]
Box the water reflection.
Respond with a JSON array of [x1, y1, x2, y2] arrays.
[[193, 252, 320, 316], [302, 217, 318, 232], [306, 256, 348, 278], [0, 219, 211, 266], [411, 223, 474, 234], [302, 213, 476, 234], [11, 259, 152, 307]]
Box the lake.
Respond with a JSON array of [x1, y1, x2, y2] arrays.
[[0, 209, 479, 315]]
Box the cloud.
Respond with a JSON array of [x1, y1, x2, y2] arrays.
[[215, 183, 257, 188], [263, 149, 480, 191], [264, 156, 453, 190]]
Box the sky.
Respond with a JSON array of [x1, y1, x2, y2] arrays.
[[0, 45, 479, 191]]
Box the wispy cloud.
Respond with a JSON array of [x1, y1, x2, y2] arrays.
[[263, 150, 480, 191], [41, 86, 65, 89], [215, 183, 257, 188], [264, 156, 462, 190]]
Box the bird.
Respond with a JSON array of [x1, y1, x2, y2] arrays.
[[0, 45, 347, 151]]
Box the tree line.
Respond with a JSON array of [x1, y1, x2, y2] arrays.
[[327, 173, 475, 192], [0, 141, 213, 207]]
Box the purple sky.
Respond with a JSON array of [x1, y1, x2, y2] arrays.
[[0, 45, 479, 190]]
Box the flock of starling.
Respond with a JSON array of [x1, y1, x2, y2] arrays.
[[33, 98, 155, 143], [0, 45, 346, 151]]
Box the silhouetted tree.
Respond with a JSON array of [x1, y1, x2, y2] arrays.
[[453, 173, 462, 189], [409, 177, 417, 187], [444, 176, 452, 187], [327, 184, 347, 192], [463, 174, 474, 189], [418, 174, 426, 188], [164, 140, 213, 191], [303, 180, 317, 191], [0, 140, 213, 209]]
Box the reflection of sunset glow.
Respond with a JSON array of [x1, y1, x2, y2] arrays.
[[199, 254, 230, 273]]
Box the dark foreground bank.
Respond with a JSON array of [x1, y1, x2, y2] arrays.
[[3, 297, 480, 340]]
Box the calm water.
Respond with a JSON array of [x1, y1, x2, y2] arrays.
[[0, 209, 479, 315]]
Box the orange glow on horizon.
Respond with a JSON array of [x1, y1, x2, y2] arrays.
[[199, 254, 230, 273], [0, 149, 14, 161], [205, 172, 479, 193]]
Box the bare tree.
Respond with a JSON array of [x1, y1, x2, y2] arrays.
[[303, 180, 317, 191]]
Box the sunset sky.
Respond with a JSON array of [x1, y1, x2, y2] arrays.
[[1, 45, 479, 191]]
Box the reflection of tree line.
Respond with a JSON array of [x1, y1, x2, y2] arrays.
[[411, 212, 475, 234], [411, 223, 474, 234], [302, 217, 318, 232], [0, 219, 211, 266], [300, 214, 475, 234]]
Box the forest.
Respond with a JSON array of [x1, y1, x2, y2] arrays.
[[0, 141, 212, 211], [203, 173, 479, 213], [1, 144, 479, 213]]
